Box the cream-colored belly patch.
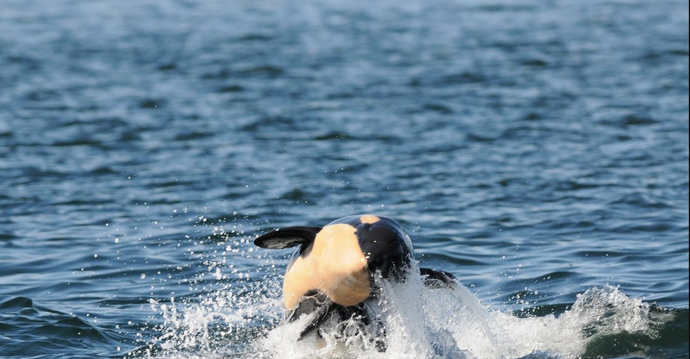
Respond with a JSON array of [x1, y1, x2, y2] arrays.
[[282, 224, 371, 309]]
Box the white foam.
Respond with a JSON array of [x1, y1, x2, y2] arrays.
[[140, 264, 660, 359]]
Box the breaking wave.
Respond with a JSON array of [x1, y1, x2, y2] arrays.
[[130, 262, 670, 359]]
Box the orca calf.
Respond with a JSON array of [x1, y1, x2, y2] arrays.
[[254, 214, 455, 350]]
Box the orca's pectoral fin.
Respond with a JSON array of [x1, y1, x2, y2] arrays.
[[284, 293, 334, 340], [254, 226, 322, 249], [297, 299, 334, 340], [420, 267, 457, 289]]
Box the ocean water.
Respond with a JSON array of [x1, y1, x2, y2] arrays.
[[0, 0, 688, 358]]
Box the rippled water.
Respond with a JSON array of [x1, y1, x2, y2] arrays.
[[0, 0, 688, 358]]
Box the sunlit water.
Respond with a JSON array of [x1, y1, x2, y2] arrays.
[[0, 0, 688, 358]]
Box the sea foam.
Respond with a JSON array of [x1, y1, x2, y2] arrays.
[[140, 262, 660, 359]]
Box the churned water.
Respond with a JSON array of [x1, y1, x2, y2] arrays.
[[0, 0, 688, 358]]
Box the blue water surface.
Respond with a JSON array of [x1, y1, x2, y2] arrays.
[[0, 0, 688, 358]]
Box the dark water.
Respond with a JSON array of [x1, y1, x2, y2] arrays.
[[0, 0, 688, 358]]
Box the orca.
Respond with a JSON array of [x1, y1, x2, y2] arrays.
[[254, 214, 455, 350]]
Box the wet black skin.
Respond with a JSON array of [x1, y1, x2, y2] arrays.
[[254, 215, 455, 350]]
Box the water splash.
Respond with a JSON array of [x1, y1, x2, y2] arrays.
[[135, 263, 662, 359]]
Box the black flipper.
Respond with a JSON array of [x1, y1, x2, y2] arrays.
[[254, 226, 322, 249], [293, 296, 335, 340], [420, 268, 457, 289]]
